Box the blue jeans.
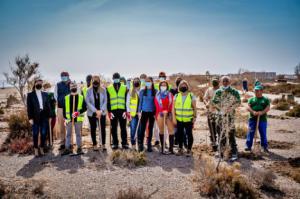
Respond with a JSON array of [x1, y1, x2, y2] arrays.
[[130, 115, 140, 145], [32, 119, 48, 148], [246, 119, 268, 149]]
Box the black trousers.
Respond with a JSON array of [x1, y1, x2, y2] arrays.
[[88, 115, 106, 146], [207, 113, 220, 145], [177, 121, 193, 150], [110, 110, 128, 146], [138, 112, 155, 147]]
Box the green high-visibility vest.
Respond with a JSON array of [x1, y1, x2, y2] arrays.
[[65, 94, 84, 122], [107, 84, 126, 110], [82, 86, 88, 99], [129, 92, 138, 117], [175, 92, 194, 122]]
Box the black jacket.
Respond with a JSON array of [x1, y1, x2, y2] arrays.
[[27, 90, 51, 123]]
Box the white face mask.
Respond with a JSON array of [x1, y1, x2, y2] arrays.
[[160, 86, 167, 92], [223, 86, 230, 90]]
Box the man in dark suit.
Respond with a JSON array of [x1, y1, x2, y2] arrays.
[[27, 78, 51, 157]]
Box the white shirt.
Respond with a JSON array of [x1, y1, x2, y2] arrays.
[[35, 90, 43, 110], [204, 87, 218, 112]]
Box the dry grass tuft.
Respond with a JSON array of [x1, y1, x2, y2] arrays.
[[239, 151, 264, 160], [235, 125, 248, 139], [286, 104, 300, 117], [116, 187, 147, 199], [8, 137, 33, 154], [192, 154, 257, 199], [6, 95, 19, 108], [110, 150, 147, 168], [192, 144, 215, 157]]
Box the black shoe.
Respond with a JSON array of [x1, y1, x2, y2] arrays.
[[169, 135, 174, 154], [154, 141, 160, 146], [138, 145, 144, 152], [147, 147, 153, 152], [112, 145, 118, 150], [159, 134, 164, 154], [263, 147, 270, 153], [122, 145, 129, 150], [77, 147, 83, 154], [59, 144, 65, 150], [212, 145, 218, 152], [61, 149, 71, 156], [244, 147, 251, 152]]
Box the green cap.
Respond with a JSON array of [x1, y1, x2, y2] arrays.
[[254, 85, 263, 90]]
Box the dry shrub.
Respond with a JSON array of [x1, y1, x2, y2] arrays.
[[116, 187, 147, 199], [8, 137, 33, 154], [0, 177, 46, 198], [110, 150, 147, 168], [286, 104, 300, 117], [0, 107, 4, 115], [273, 101, 290, 111], [192, 144, 215, 157], [266, 159, 300, 183], [264, 83, 300, 97], [1, 111, 33, 154], [192, 155, 257, 199], [235, 125, 248, 139], [6, 95, 19, 107], [266, 140, 294, 150]]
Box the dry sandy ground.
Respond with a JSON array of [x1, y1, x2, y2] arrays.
[[0, 88, 300, 198]]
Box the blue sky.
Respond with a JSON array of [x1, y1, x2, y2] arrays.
[[0, 0, 299, 83]]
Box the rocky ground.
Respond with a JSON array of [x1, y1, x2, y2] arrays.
[[0, 88, 299, 198]]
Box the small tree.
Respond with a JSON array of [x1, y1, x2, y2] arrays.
[[295, 63, 300, 80], [3, 55, 39, 106]]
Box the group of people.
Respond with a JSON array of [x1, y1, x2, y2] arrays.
[[26, 71, 270, 161]]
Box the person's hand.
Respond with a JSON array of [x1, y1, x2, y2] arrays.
[[122, 112, 127, 119], [29, 119, 34, 125], [72, 111, 79, 118], [173, 118, 177, 125], [253, 111, 259, 116], [127, 112, 132, 121], [257, 111, 263, 116], [108, 112, 114, 120], [96, 110, 101, 118]]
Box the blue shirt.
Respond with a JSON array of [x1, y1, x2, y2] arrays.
[[138, 89, 156, 112]]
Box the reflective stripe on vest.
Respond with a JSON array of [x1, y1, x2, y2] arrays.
[[174, 92, 193, 122], [107, 84, 126, 110], [65, 94, 84, 122], [129, 92, 138, 117]]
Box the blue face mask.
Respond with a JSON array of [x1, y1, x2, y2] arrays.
[[113, 79, 120, 83], [145, 82, 152, 88], [61, 76, 69, 82]]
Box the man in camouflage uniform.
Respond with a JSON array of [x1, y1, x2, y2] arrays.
[[212, 76, 241, 161]]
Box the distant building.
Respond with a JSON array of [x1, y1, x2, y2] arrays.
[[241, 72, 276, 80]]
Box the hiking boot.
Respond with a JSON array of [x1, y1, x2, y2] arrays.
[[77, 147, 83, 154], [230, 153, 238, 161], [61, 149, 71, 156], [154, 141, 160, 146], [147, 145, 153, 152], [186, 149, 192, 157], [244, 147, 252, 152], [93, 145, 99, 151], [34, 148, 39, 157], [263, 147, 270, 153], [39, 148, 45, 156], [122, 145, 129, 150], [58, 144, 65, 150], [138, 145, 144, 152], [176, 148, 184, 156]]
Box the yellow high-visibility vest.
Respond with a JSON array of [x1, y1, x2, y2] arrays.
[[65, 94, 84, 122], [175, 92, 193, 122], [107, 84, 126, 110], [82, 86, 88, 99], [129, 92, 139, 117]]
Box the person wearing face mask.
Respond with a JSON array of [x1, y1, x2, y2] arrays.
[[81, 75, 92, 99], [154, 81, 174, 154], [172, 80, 197, 157], [106, 72, 129, 150], [54, 71, 71, 150], [126, 77, 141, 149], [212, 76, 241, 161], [137, 77, 156, 152], [154, 71, 172, 91], [139, 74, 147, 90], [86, 75, 107, 151], [170, 77, 183, 146], [61, 81, 87, 155], [203, 78, 220, 151], [27, 78, 51, 157]]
